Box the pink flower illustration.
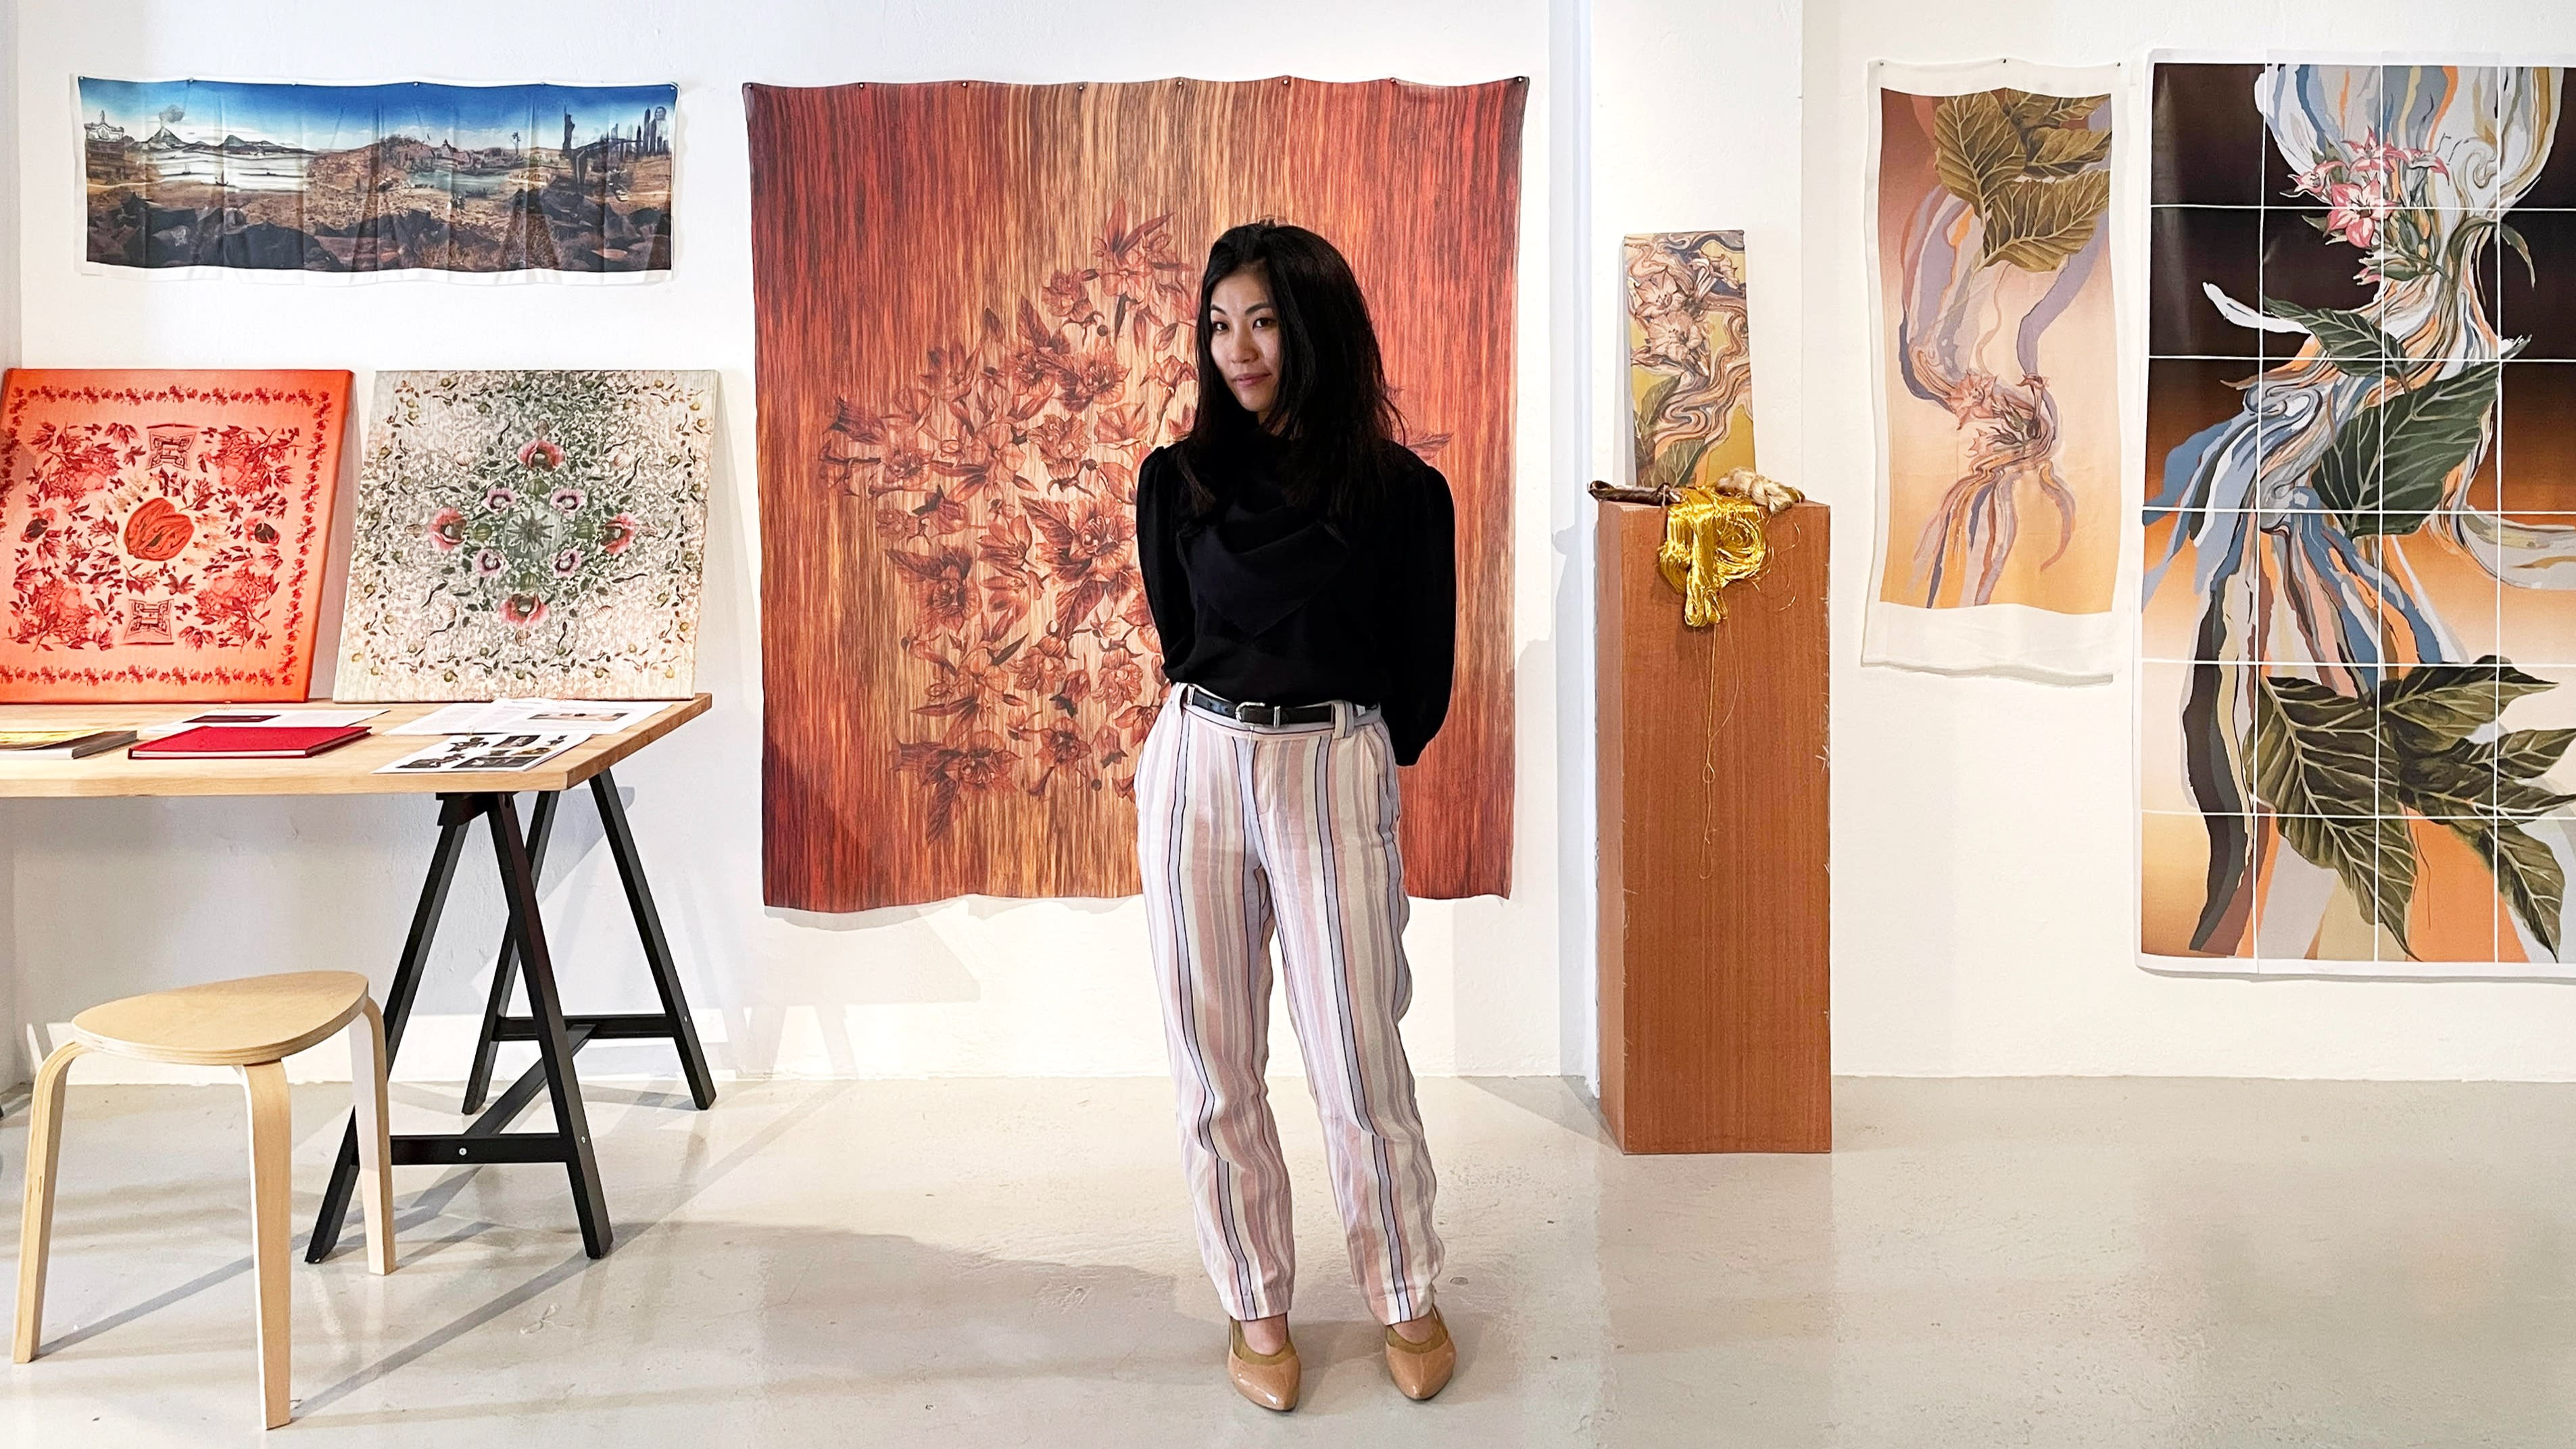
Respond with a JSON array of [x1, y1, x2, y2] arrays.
[[2345, 129, 2445, 180], [550, 547, 585, 576], [2288, 133, 2446, 258], [518, 439, 564, 470], [550, 487, 587, 514], [2319, 179, 2388, 249], [472, 547, 506, 577], [500, 593, 549, 626], [602, 514, 643, 554], [484, 487, 518, 513], [428, 508, 466, 551]]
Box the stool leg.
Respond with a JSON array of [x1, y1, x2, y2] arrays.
[[240, 1060, 294, 1429], [12, 1040, 88, 1363], [350, 1000, 396, 1276]]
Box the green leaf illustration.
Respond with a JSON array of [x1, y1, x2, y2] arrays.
[[1631, 372, 1680, 473], [2255, 674, 2419, 951], [2020, 125, 2112, 178], [2312, 358, 2506, 537], [2458, 819, 2567, 959], [2496, 727, 2576, 783], [1929, 90, 2110, 274], [1932, 91, 2024, 210], [2257, 660, 2576, 960], [2380, 657, 2552, 748], [1638, 435, 1709, 497], [2391, 733, 2576, 819], [2263, 295, 2394, 377], [2394, 747, 2490, 818], [1979, 169, 2112, 272], [1997, 89, 2106, 134]]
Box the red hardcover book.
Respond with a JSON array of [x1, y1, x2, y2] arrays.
[[128, 724, 371, 760]]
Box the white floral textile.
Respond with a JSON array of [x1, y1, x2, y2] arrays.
[[334, 369, 714, 702]]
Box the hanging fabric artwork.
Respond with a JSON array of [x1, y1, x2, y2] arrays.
[[747, 78, 1524, 912], [333, 370, 714, 702], [0, 369, 349, 702], [1864, 60, 2123, 682], [76, 79, 676, 278], [2143, 62, 2576, 979]]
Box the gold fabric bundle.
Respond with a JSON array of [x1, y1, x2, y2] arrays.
[[1657, 484, 1769, 627]]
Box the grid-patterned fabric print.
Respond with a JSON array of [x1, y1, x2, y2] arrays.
[[2141, 62, 2576, 975]]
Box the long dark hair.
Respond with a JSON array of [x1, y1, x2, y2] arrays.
[[1177, 221, 1403, 525]]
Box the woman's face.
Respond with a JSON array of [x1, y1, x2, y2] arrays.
[[1207, 266, 1282, 423]]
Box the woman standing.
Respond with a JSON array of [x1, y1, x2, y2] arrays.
[[1133, 221, 1458, 1412]]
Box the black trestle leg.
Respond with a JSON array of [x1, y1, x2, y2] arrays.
[[488, 793, 613, 1258], [592, 768, 718, 1110], [308, 795, 475, 1264], [460, 791, 560, 1113]]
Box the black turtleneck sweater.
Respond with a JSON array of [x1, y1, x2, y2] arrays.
[[1135, 436, 1456, 766]]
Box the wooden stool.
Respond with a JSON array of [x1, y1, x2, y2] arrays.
[[12, 971, 395, 1429]]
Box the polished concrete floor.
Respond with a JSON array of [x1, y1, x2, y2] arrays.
[[3, 1074, 2573, 1446]]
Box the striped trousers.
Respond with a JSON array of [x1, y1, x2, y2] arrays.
[[1135, 685, 1444, 1327]]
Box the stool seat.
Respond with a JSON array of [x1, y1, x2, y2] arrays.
[[71, 971, 374, 1067]]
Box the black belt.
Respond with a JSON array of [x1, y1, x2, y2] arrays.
[[1184, 687, 1340, 727]]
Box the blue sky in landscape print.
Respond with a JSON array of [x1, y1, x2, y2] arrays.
[[77, 78, 675, 153]]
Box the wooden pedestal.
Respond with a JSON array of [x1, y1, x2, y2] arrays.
[[1595, 499, 1830, 1154]]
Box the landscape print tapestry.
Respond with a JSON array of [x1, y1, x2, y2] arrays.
[[2143, 62, 2576, 978], [1865, 60, 2122, 682], [334, 370, 714, 702], [0, 368, 349, 702], [78, 78, 675, 276], [1626, 230, 1756, 489], [748, 78, 1524, 911]]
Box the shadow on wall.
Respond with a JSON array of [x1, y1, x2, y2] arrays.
[[692, 367, 761, 706]]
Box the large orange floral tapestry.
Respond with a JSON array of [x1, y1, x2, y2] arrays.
[[748, 78, 1524, 911], [0, 368, 349, 702]]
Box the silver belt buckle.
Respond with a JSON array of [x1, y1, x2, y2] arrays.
[[1234, 699, 1271, 724]]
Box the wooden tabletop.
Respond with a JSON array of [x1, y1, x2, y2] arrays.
[[0, 695, 710, 798]]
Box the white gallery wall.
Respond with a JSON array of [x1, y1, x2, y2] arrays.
[[0, 0, 1565, 1086], [14, 0, 2576, 1089], [1805, 0, 2576, 1077]]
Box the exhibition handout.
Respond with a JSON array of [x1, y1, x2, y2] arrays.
[[388, 698, 675, 736]]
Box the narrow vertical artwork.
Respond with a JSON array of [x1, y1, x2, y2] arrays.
[[0, 369, 349, 702], [2143, 62, 2576, 979], [1625, 231, 1755, 487], [333, 370, 714, 702], [747, 78, 1524, 912], [1864, 61, 2123, 682]]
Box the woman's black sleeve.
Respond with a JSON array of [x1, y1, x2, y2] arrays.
[[1385, 462, 1457, 767], [1135, 448, 1196, 682]]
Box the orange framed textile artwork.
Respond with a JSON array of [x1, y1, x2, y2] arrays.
[[0, 368, 350, 702], [746, 77, 1524, 912], [1864, 59, 2124, 683]]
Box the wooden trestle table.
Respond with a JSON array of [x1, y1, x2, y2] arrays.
[[0, 695, 719, 1261]]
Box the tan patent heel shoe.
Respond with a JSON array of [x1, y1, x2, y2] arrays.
[[1228, 1321, 1300, 1411], [1385, 1309, 1455, 1400]]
